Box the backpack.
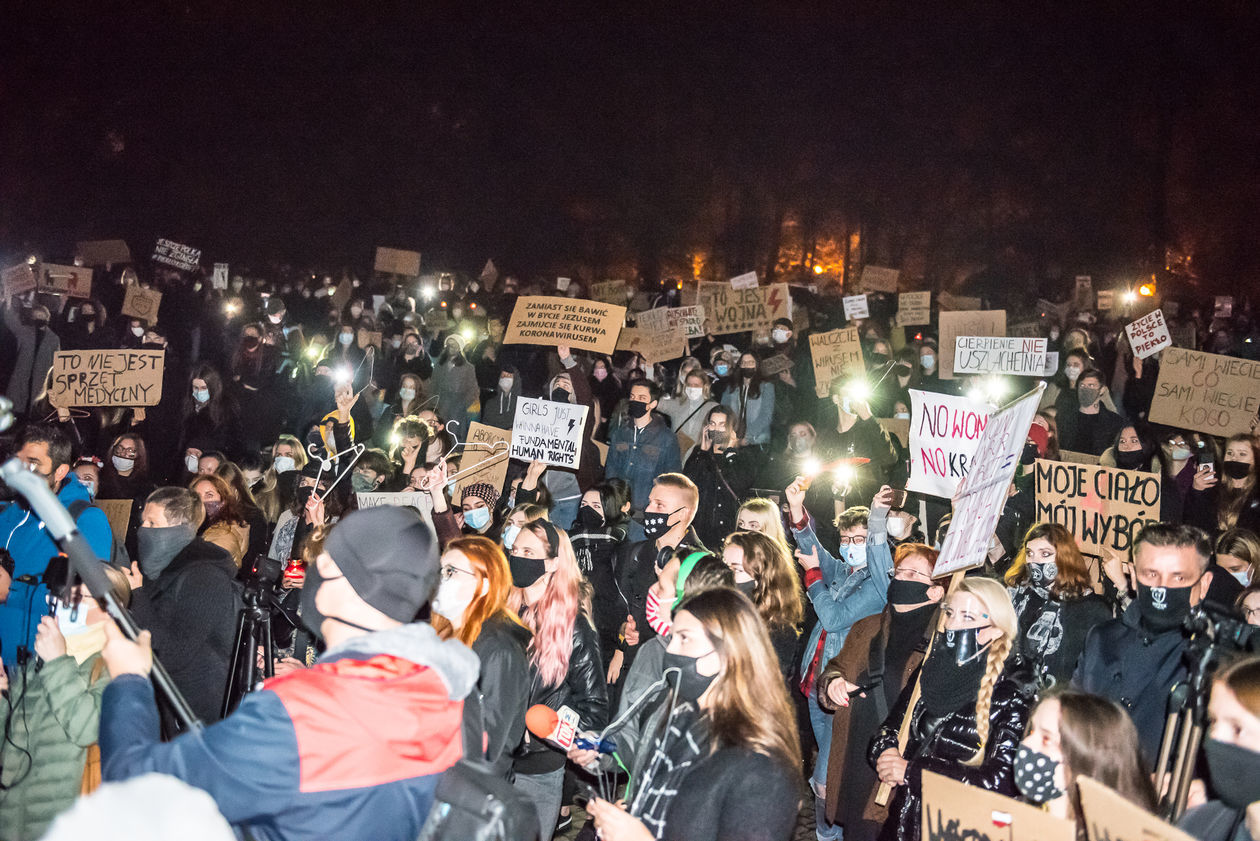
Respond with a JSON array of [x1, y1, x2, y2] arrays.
[[416, 693, 538, 841], [67, 499, 131, 570]]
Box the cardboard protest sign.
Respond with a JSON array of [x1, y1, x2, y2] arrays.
[[934, 384, 1044, 576], [1169, 324, 1196, 349], [2, 263, 36, 299], [94, 499, 133, 543], [759, 355, 793, 377], [938, 290, 982, 311], [121, 285, 162, 323], [453, 422, 512, 501], [355, 491, 428, 511], [660, 304, 706, 339], [1035, 461, 1162, 555], [1096, 290, 1115, 311], [1149, 347, 1260, 436], [1058, 450, 1101, 465], [696, 283, 791, 336], [897, 291, 931, 326], [809, 328, 865, 397], [357, 329, 383, 350], [48, 349, 165, 409], [510, 397, 589, 469], [938, 310, 1007, 381], [860, 265, 900, 293], [590, 279, 628, 305], [1125, 308, 1171, 360], [1075, 275, 1093, 309], [1007, 321, 1042, 339], [843, 294, 870, 320], [1042, 351, 1059, 377], [330, 279, 352, 313], [615, 325, 685, 365], [212, 263, 229, 290], [75, 240, 131, 266], [38, 264, 93, 299], [729, 271, 759, 290], [922, 771, 1076, 841], [503, 296, 626, 355], [907, 390, 993, 498], [953, 337, 1048, 377], [877, 417, 910, 446], [151, 239, 201, 272], [374, 247, 421, 277], [1214, 296, 1234, 318], [1076, 776, 1194, 841]]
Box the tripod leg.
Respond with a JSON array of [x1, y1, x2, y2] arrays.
[[261, 611, 275, 679], [221, 607, 252, 719]]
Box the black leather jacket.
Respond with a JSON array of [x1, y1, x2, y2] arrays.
[[869, 666, 1035, 841], [469, 614, 532, 778], [514, 613, 609, 775]]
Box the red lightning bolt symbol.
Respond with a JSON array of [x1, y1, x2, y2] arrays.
[[766, 287, 783, 312]]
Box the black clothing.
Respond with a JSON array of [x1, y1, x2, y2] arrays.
[[613, 529, 707, 661], [513, 614, 608, 776], [1009, 587, 1113, 688], [571, 523, 631, 664], [682, 446, 762, 549], [129, 538, 239, 728], [469, 614, 532, 778], [1057, 407, 1125, 457], [817, 416, 899, 508]]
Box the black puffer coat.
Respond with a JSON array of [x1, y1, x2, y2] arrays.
[[513, 613, 609, 776], [868, 666, 1035, 841]]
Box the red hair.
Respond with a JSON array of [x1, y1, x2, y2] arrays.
[[432, 536, 523, 646]]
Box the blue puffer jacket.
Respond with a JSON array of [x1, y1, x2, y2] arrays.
[[100, 623, 480, 841], [795, 506, 893, 678], [0, 476, 113, 666]]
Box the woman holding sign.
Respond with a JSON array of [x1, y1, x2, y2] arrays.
[[870, 578, 1033, 841]]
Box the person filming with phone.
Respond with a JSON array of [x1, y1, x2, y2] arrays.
[[683, 406, 761, 548]]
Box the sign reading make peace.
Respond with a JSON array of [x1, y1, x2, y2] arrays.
[[952, 337, 1048, 376], [510, 397, 589, 469], [49, 349, 165, 409], [374, 247, 422, 277], [697, 282, 790, 335], [1124, 308, 1171, 360], [121, 285, 162, 323], [907, 390, 993, 498], [38, 264, 93, 298], [152, 239, 201, 272], [503, 295, 626, 355], [1035, 460, 1161, 555], [808, 328, 865, 397], [1149, 347, 1260, 436]]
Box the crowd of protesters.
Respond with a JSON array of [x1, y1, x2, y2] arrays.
[[0, 260, 1259, 841]]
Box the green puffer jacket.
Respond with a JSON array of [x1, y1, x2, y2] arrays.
[[0, 652, 109, 841]]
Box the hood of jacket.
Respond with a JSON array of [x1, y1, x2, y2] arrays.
[[320, 621, 480, 701]]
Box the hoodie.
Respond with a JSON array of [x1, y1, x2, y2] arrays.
[[480, 364, 521, 430], [100, 623, 479, 841]]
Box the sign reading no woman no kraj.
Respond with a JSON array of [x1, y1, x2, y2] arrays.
[[503, 296, 626, 355]]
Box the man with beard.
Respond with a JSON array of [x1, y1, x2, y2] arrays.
[[1072, 522, 1214, 763]]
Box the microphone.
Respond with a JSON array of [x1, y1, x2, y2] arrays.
[[526, 704, 616, 754]]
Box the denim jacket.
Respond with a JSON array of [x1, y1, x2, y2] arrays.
[[606, 414, 682, 512], [794, 506, 893, 678]]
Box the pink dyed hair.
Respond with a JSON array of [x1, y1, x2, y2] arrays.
[[508, 524, 582, 687]]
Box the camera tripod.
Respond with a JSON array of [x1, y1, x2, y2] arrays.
[[221, 582, 277, 718]]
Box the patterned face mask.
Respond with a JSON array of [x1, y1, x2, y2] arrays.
[[1013, 744, 1064, 804], [1027, 561, 1057, 597]]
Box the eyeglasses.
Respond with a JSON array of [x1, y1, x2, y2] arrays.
[[838, 535, 867, 546], [440, 565, 477, 582], [113, 447, 138, 457], [888, 567, 933, 582]]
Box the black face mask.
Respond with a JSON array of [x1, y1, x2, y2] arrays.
[[575, 505, 604, 531], [919, 638, 989, 717], [888, 579, 931, 607], [1204, 738, 1260, 810], [1027, 561, 1058, 597], [642, 507, 683, 540], [508, 553, 548, 588], [1136, 582, 1194, 633], [662, 650, 717, 703], [869, 353, 889, 368], [551, 388, 571, 404], [735, 579, 756, 597], [1223, 460, 1252, 481], [628, 400, 649, 419], [1020, 442, 1040, 466], [1114, 448, 1148, 470]]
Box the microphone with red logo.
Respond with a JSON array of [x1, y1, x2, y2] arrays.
[[525, 704, 617, 755]]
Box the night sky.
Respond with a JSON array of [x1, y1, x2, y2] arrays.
[[3, 1, 1259, 295]]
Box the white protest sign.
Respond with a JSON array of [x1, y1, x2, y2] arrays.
[[556, 276, 571, 291], [907, 390, 993, 498], [1214, 296, 1233, 318], [1096, 290, 1114, 311], [953, 337, 1048, 376], [1042, 351, 1059, 377], [729, 271, 759, 290], [1125, 308, 1171, 360], [510, 397, 590, 469], [843, 294, 870, 320], [212, 263, 229, 290], [356, 491, 428, 510], [934, 384, 1044, 576]]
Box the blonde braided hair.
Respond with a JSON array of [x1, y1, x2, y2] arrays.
[[948, 577, 1018, 767]]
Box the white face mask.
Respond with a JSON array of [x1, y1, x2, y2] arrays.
[[273, 455, 296, 473], [51, 597, 92, 638], [112, 455, 135, 472], [339, 332, 354, 345], [1231, 569, 1252, 588], [185, 454, 200, 473], [399, 387, 416, 401], [921, 355, 935, 371], [431, 577, 475, 621], [771, 328, 790, 344], [1064, 365, 1082, 382], [131, 325, 145, 337], [844, 543, 868, 568], [684, 386, 704, 402], [886, 516, 909, 539], [79, 480, 96, 498], [502, 523, 521, 551], [499, 377, 514, 392], [894, 411, 910, 420]]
